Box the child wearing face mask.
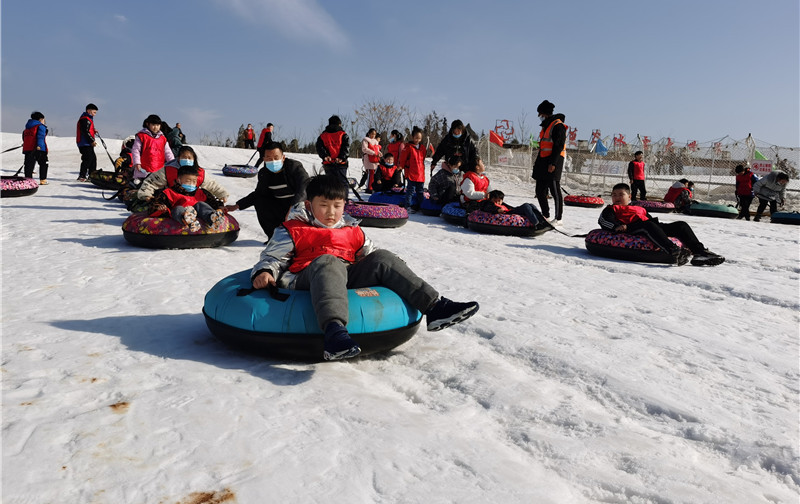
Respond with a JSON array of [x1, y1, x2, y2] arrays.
[[148, 164, 227, 232], [372, 152, 403, 192], [428, 156, 463, 205], [137, 145, 229, 209]]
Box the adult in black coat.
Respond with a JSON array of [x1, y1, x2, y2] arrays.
[[531, 100, 567, 224], [430, 119, 478, 176], [225, 141, 309, 239]]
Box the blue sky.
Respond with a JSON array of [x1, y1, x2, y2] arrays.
[[2, 0, 798, 147]]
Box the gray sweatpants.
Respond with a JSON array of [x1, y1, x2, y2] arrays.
[[294, 249, 439, 330]]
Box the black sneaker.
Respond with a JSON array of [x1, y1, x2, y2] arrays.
[[425, 298, 480, 332], [690, 250, 725, 267], [671, 247, 691, 266], [322, 322, 361, 361]]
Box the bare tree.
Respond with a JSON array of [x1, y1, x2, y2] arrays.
[[352, 99, 410, 141], [515, 109, 531, 144]]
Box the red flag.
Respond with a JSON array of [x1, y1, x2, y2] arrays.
[[489, 131, 504, 147]]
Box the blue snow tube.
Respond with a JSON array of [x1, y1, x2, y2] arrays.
[[420, 196, 444, 216], [203, 270, 422, 361], [368, 190, 420, 206], [770, 211, 800, 225], [440, 202, 467, 227]]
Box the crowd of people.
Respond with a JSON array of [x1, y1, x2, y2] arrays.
[[16, 100, 794, 360]]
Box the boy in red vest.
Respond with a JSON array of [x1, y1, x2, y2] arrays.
[[251, 174, 480, 361], [316, 115, 351, 188], [599, 183, 724, 266], [22, 111, 49, 184], [243, 124, 256, 149], [627, 150, 646, 201], [372, 152, 403, 192]]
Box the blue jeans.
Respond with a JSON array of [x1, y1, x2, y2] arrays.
[[405, 181, 424, 208]]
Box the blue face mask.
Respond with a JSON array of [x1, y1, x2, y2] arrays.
[[179, 158, 194, 167], [180, 184, 197, 192], [265, 160, 283, 173], [389, 138, 395, 143], [384, 162, 394, 168], [452, 133, 462, 139], [452, 169, 460, 175]]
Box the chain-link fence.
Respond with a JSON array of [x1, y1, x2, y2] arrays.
[[478, 134, 800, 209]]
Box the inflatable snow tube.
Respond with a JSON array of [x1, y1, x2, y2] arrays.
[[770, 211, 800, 225], [685, 202, 738, 219], [441, 202, 467, 227], [467, 210, 550, 237], [368, 189, 421, 207], [222, 164, 258, 178], [420, 195, 444, 216], [1, 176, 38, 198], [564, 195, 605, 208], [344, 201, 408, 228], [122, 212, 240, 249], [89, 170, 128, 190], [203, 269, 422, 361], [584, 229, 683, 264], [631, 200, 675, 213]]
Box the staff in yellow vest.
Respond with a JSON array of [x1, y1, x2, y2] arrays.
[[531, 100, 567, 226]]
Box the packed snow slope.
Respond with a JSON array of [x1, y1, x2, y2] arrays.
[[2, 134, 798, 504]]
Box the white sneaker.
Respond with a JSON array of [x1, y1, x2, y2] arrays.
[[549, 218, 563, 226]]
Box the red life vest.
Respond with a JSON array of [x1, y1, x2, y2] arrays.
[[76, 114, 96, 144], [257, 127, 272, 148], [630, 161, 645, 180], [165, 164, 206, 187], [462, 171, 490, 201], [399, 143, 426, 182], [155, 186, 209, 215], [538, 119, 566, 158], [320, 130, 346, 164], [367, 142, 381, 163], [22, 124, 40, 152], [137, 131, 169, 173], [377, 163, 399, 181], [735, 171, 755, 195], [611, 204, 649, 224], [664, 186, 690, 204], [386, 141, 403, 161], [283, 220, 366, 273]]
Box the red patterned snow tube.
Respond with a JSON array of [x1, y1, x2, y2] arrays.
[[467, 210, 549, 237], [122, 212, 240, 249], [631, 200, 675, 213], [1, 176, 38, 198], [585, 229, 683, 264], [564, 195, 605, 208], [345, 201, 408, 228]]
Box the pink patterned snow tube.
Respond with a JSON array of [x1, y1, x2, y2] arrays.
[[585, 229, 683, 264], [345, 201, 408, 228], [631, 200, 675, 213], [467, 210, 548, 237], [1, 176, 38, 197]]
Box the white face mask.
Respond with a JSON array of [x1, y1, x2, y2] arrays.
[[538, 114, 546, 122]]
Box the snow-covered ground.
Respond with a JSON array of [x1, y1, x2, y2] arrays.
[[2, 134, 798, 504]]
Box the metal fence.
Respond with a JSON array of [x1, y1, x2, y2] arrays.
[[477, 134, 800, 206]]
